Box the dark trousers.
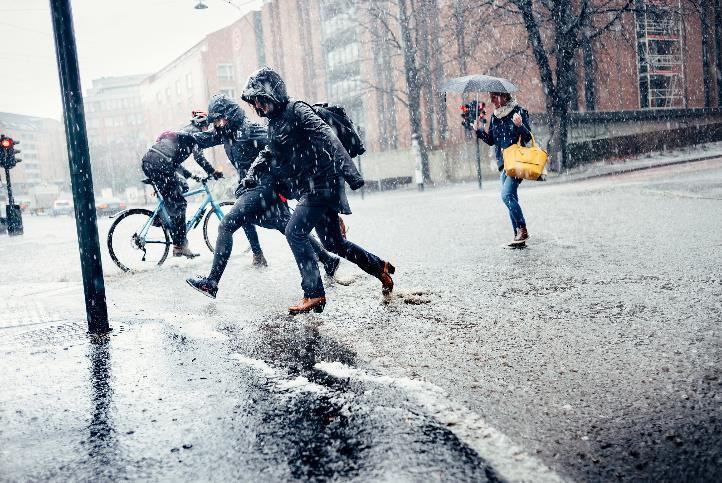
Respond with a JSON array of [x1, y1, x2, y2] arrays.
[[208, 186, 334, 283], [142, 155, 187, 246], [285, 197, 384, 298]]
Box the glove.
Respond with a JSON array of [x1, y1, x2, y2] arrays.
[[240, 176, 258, 189], [191, 175, 203, 182], [212, 170, 224, 180], [234, 183, 243, 198]]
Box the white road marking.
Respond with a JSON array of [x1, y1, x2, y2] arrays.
[[315, 361, 569, 483], [227, 354, 327, 395]]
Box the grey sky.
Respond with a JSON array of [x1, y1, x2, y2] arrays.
[[0, 0, 259, 120]]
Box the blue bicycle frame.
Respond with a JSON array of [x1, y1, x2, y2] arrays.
[[137, 181, 225, 246]]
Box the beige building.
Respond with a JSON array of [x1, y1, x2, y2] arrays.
[[84, 75, 148, 194], [0, 112, 68, 194]]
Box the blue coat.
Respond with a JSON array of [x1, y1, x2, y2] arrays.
[[476, 105, 532, 172]]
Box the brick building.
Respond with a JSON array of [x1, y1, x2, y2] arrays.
[[82, 0, 721, 191]]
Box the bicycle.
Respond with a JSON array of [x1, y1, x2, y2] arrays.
[[107, 175, 242, 272]]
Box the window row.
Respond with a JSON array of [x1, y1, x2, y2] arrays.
[[326, 42, 359, 71], [88, 97, 140, 112]]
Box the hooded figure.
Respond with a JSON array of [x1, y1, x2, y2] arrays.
[[241, 67, 362, 214], [195, 94, 269, 180], [240, 67, 394, 315]]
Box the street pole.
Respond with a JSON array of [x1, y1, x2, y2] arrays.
[[475, 137, 482, 190], [49, 0, 109, 333]]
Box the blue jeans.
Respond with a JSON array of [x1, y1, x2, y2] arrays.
[[285, 195, 385, 298], [500, 171, 526, 234]]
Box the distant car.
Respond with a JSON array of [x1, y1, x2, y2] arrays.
[[95, 198, 126, 217], [50, 199, 74, 217], [16, 198, 33, 213]]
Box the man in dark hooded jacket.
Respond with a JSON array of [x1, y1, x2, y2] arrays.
[[183, 94, 340, 299], [141, 115, 222, 258], [185, 94, 271, 267], [240, 67, 395, 315]]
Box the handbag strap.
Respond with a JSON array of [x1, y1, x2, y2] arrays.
[[517, 134, 538, 148]]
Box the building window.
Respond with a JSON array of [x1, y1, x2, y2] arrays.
[[217, 64, 234, 81], [185, 73, 193, 89], [635, 1, 685, 109], [175, 80, 182, 95]]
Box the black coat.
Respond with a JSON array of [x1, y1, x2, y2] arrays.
[[188, 94, 270, 195], [144, 127, 214, 176], [241, 67, 354, 214], [176, 122, 215, 178]]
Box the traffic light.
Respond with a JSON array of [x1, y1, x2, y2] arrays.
[[0, 135, 21, 169]]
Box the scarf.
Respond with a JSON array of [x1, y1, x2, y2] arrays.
[[494, 99, 517, 119]]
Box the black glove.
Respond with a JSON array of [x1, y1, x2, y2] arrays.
[[240, 176, 258, 189], [347, 178, 365, 191], [212, 170, 224, 180], [191, 175, 203, 182]]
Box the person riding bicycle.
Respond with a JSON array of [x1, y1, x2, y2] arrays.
[[183, 93, 341, 299], [141, 112, 223, 258]]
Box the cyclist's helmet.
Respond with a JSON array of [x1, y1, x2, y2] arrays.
[[191, 110, 209, 129]]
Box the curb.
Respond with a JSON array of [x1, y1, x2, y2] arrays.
[[544, 153, 722, 184]]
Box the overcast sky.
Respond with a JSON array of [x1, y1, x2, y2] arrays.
[[0, 0, 260, 120]]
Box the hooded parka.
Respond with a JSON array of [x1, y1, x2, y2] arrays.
[[191, 94, 269, 184], [241, 67, 356, 215]]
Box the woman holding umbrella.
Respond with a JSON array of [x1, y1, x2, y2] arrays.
[[474, 90, 532, 246]]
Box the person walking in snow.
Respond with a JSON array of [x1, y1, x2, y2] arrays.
[[474, 92, 533, 246], [240, 67, 395, 315]]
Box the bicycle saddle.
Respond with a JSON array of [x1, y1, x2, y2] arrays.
[[141, 178, 154, 185]]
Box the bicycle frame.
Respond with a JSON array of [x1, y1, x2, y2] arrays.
[[137, 181, 225, 246]]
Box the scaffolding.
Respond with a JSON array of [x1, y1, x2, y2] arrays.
[[635, 0, 685, 108]]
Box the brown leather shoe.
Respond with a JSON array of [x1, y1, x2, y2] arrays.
[[339, 216, 348, 239], [288, 296, 327, 315], [252, 252, 268, 267], [509, 227, 529, 246], [379, 261, 395, 295]]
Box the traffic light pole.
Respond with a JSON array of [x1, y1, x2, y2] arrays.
[[3, 166, 23, 236], [49, 0, 109, 333], [4, 166, 14, 206]]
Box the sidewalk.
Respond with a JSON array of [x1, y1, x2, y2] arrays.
[[545, 140, 722, 183]]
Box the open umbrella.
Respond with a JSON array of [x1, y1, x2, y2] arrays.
[[441, 74, 518, 94], [441, 74, 518, 190]]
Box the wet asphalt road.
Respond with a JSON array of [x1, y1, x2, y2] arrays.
[[1, 158, 721, 481]]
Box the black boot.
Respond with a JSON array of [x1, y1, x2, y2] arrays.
[[322, 256, 341, 277], [252, 252, 268, 267], [186, 276, 218, 299]]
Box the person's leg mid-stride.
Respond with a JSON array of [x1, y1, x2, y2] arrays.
[[500, 171, 528, 245]]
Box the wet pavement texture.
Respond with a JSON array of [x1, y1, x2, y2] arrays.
[[1, 158, 721, 481]]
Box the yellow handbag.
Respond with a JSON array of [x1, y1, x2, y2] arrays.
[[502, 134, 548, 180]]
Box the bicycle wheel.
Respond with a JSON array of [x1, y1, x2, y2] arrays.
[[107, 208, 170, 272], [203, 201, 237, 253]]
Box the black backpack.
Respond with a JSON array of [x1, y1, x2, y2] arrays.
[[295, 101, 366, 158]]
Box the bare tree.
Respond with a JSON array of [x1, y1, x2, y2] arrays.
[[475, 0, 634, 171]]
